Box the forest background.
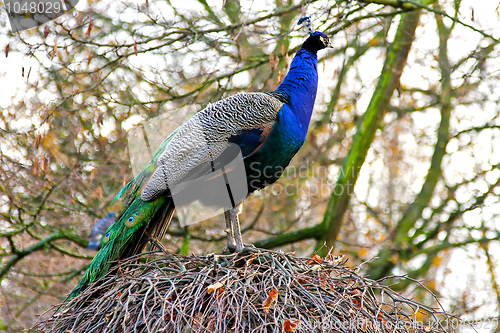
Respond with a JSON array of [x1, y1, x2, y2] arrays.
[[1, 0, 500, 331]]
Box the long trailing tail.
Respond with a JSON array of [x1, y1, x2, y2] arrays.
[[68, 196, 175, 299]]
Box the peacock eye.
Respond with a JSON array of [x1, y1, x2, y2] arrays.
[[126, 215, 136, 227], [105, 232, 110, 237]]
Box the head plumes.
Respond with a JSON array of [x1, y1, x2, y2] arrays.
[[301, 31, 332, 53]]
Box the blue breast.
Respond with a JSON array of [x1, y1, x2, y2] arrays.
[[243, 48, 319, 193]]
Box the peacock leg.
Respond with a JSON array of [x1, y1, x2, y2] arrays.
[[223, 208, 237, 253], [230, 204, 244, 252], [223, 203, 255, 253]]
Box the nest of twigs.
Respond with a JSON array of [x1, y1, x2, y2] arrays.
[[32, 248, 450, 333]]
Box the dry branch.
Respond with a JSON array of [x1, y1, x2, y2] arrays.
[[32, 249, 450, 333]]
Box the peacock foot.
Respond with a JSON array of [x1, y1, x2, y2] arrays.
[[222, 241, 255, 253]]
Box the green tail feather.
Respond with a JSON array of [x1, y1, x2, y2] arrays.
[[68, 196, 174, 299], [68, 128, 180, 299]]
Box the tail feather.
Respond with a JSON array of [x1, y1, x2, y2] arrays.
[[121, 197, 175, 260], [68, 196, 174, 299]]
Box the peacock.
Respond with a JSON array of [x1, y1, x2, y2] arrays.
[[68, 31, 332, 299]]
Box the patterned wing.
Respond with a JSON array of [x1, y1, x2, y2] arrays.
[[140, 92, 283, 201]]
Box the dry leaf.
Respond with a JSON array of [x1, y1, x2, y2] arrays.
[[96, 112, 104, 126], [352, 297, 362, 308], [5, 44, 9, 58], [283, 319, 300, 332], [207, 280, 224, 294], [307, 254, 322, 265], [269, 52, 279, 71], [245, 253, 258, 266], [41, 156, 47, 173], [43, 25, 49, 38], [262, 289, 277, 313], [215, 287, 224, 300], [86, 17, 93, 37], [33, 157, 39, 175], [89, 168, 95, 183]]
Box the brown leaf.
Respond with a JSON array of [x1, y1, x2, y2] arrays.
[[269, 52, 275, 70], [284, 319, 300, 332], [207, 280, 225, 294], [43, 25, 49, 38], [96, 112, 104, 125], [41, 156, 47, 174], [262, 289, 277, 313], [245, 253, 258, 266], [89, 168, 95, 183], [97, 185, 103, 198], [307, 254, 322, 265], [33, 157, 39, 175], [285, 53, 290, 68], [86, 17, 93, 37], [215, 287, 224, 300], [352, 297, 361, 308], [5, 44, 9, 58]]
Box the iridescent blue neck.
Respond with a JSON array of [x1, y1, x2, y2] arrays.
[[274, 48, 319, 127]]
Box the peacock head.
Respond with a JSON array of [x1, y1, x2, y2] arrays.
[[302, 31, 332, 53]]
